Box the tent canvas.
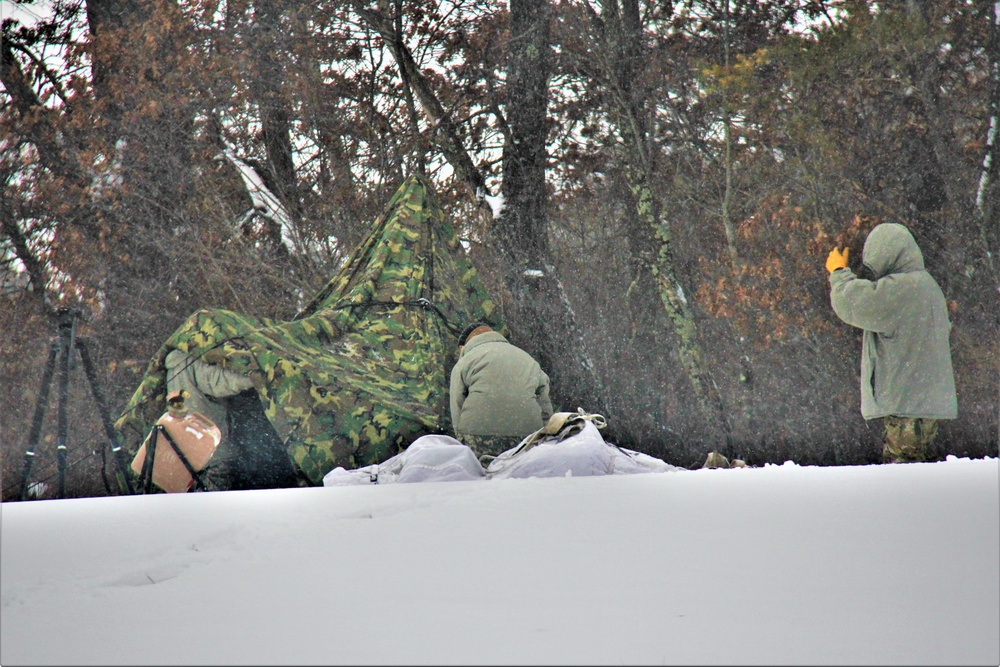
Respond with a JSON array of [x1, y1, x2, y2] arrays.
[[114, 174, 500, 486]]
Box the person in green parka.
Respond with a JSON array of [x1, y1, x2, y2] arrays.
[[450, 323, 553, 460], [827, 222, 958, 463]]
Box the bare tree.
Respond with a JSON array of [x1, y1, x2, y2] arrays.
[[494, 0, 606, 413], [572, 0, 733, 447]]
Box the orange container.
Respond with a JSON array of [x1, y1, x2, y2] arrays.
[[131, 393, 222, 493]]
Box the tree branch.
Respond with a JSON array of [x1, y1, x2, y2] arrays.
[[0, 172, 50, 312], [351, 1, 492, 206]]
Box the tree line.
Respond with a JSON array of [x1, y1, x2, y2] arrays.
[[2, 0, 998, 498]]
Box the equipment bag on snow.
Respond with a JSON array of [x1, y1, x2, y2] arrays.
[[130, 391, 221, 493], [513, 408, 607, 452], [483, 408, 609, 474], [485, 413, 677, 480]]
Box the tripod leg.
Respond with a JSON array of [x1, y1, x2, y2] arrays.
[[20, 342, 59, 500], [76, 338, 135, 495], [54, 314, 75, 499]]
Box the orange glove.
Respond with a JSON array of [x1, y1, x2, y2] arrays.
[[826, 247, 849, 274]]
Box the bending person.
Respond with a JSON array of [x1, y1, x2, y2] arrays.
[[449, 323, 553, 461]]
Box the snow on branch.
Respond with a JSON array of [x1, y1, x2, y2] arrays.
[[221, 147, 297, 254]]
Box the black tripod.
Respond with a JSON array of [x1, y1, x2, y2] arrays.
[[19, 308, 134, 500]]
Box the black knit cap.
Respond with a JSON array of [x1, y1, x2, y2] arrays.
[[458, 322, 490, 346]]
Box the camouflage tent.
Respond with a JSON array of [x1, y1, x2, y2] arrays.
[[114, 174, 501, 486]]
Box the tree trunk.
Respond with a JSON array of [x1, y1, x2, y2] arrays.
[[248, 0, 304, 236], [975, 1, 1000, 290], [82, 0, 209, 337], [721, 0, 740, 264], [586, 0, 732, 446], [495, 0, 606, 414], [86, 0, 200, 216]]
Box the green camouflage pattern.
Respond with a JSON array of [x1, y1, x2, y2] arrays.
[[461, 433, 525, 462], [114, 174, 501, 485], [882, 416, 939, 463]]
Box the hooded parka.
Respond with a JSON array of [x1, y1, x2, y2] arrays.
[[829, 223, 957, 420], [449, 331, 553, 438]]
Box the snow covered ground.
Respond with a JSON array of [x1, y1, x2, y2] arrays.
[[2, 455, 998, 666]]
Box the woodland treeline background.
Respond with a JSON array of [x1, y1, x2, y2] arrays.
[[2, 0, 998, 500]]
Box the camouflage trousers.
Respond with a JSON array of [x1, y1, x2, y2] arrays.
[[882, 416, 939, 463], [458, 433, 526, 462]]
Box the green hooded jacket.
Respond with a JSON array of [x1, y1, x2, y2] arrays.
[[449, 331, 553, 438], [829, 223, 957, 420]]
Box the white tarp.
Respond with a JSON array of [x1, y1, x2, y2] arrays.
[[323, 434, 485, 485], [323, 421, 679, 486]]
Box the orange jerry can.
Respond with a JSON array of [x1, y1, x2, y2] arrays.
[[131, 390, 222, 493]]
